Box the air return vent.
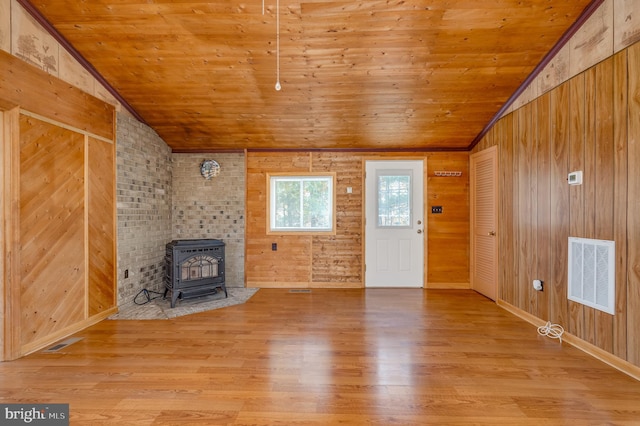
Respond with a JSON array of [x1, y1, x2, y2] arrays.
[[568, 237, 615, 315], [42, 337, 83, 353]]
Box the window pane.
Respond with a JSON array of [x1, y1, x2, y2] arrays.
[[274, 180, 301, 228], [270, 175, 334, 232], [378, 174, 411, 227], [302, 179, 330, 228]]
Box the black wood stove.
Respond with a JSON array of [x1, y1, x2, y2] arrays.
[[164, 239, 227, 308]]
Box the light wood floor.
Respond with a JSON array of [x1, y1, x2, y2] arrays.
[[2, 289, 640, 425]]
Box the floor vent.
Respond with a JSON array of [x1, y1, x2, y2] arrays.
[[568, 237, 615, 315], [289, 289, 312, 293], [42, 337, 83, 353]]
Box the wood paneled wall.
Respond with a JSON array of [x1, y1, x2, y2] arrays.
[[473, 42, 640, 369], [88, 136, 116, 316], [426, 153, 470, 287], [19, 115, 86, 349], [245, 151, 469, 288], [1, 50, 116, 360]]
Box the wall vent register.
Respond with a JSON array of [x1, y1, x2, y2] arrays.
[[568, 237, 615, 315]]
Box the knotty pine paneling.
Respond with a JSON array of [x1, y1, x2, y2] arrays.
[[246, 152, 314, 286], [246, 151, 469, 288], [20, 1, 595, 151], [311, 153, 362, 284], [472, 41, 640, 370], [0, 51, 113, 140], [426, 152, 469, 287], [19, 115, 85, 347], [88, 137, 116, 316], [2, 50, 116, 359]]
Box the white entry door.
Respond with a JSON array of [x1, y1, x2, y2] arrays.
[[365, 160, 424, 288]]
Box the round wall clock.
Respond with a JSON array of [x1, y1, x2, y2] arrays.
[[200, 159, 220, 179]]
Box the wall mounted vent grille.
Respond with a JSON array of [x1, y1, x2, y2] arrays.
[[568, 237, 615, 315]]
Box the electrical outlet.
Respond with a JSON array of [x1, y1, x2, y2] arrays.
[[431, 206, 443, 214], [533, 279, 543, 291], [272, 243, 277, 251]]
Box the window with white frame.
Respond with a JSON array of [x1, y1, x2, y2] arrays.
[[268, 173, 335, 233]]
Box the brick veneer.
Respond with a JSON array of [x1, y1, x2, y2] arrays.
[[116, 113, 173, 305], [171, 153, 245, 287], [116, 119, 246, 306]]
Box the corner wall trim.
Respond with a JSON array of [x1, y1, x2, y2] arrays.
[[497, 299, 640, 382]]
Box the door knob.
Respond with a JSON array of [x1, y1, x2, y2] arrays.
[[488, 231, 496, 236], [417, 229, 423, 234]]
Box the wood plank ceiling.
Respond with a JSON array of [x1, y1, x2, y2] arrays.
[[26, 0, 596, 152]]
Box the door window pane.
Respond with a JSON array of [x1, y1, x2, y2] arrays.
[[377, 173, 411, 227]]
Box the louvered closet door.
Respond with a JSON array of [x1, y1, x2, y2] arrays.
[[470, 146, 498, 300]]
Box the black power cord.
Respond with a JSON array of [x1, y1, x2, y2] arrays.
[[133, 288, 164, 305]]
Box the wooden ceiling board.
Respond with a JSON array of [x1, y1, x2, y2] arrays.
[[26, 0, 596, 151]]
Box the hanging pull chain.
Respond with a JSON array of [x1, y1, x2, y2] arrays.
[[275, 0, 281, 91]]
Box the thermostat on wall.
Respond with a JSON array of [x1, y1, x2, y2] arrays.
[[568, 171, 583, 185]]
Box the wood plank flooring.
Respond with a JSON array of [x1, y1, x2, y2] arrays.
[[1, 289, 640, 425]]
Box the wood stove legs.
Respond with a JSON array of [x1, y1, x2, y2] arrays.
[[163, 283, 228, 308]]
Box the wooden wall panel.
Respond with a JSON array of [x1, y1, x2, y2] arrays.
[[549, 83, 570, 327], [583, 67, 597, 346], [612, 49, 628, 360], [627, 42, 640, 366], [1, 108, 21, 360], [19, 115, 85, 348], [517, 104, 536, 314], [0, 51, 113, 140], [245, 151, 469, 288], [593, 58, 615, 353], [245, 153, 312, 286], [2, 51, 116, 359], [312, 153, 362, 284], [498, 117, 515, 305], [614, 0, 640, 52], [510, 111, 521, 308], [535, 93, 551, 322], [426, 152, 469, 286], [568, 73, 586, 340], [0, 111, 5, 356], [477, 41, 640, 370], [88, 137, 116, 316]]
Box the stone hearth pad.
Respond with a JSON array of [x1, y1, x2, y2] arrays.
[[109, 287, 259, 320]]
